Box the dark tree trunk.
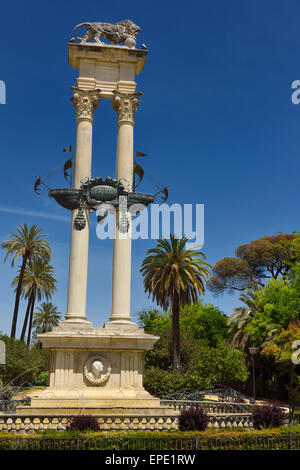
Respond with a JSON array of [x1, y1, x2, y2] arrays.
[[10, 255, 28, 339], [172, 290, 180, 371], [26, 294, 35, 347], [20, 292, 34, 342]]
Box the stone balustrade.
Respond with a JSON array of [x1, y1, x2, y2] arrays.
[[161, 400, 256, 414], [0, 413, 256, 433]]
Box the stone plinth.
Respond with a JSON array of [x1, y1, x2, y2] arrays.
[[17, 322, 171, 416], [68, 42, 148, 98]]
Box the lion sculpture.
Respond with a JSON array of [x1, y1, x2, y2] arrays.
[[73, 19, 140, 48]]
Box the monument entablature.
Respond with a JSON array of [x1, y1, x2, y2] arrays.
[[68, 43, 147, 98]]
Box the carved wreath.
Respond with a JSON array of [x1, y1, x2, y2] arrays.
[[83, 355, 111, 385]]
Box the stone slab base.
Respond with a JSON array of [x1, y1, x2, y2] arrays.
[[17, 405, 174, 417]]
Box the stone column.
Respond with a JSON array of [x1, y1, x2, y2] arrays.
[[110, 91, 142, 323], [64, 87, 101, 325]]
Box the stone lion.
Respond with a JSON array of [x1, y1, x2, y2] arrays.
[[73, 20, 140, 48]]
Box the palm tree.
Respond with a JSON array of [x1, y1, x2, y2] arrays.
[[238, 288, 263, 312], [227, 287, 264, 350], [12, 258, 56, 345], [227, 306, 253, 349], [33, 302, 61, 333], [140, 235, 211, 369], [1, 224, 51, 339]]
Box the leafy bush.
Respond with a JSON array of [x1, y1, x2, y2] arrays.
[[37, 371, 49, 386], [143, 344, 248, 397], [252, 405, 285, 429], [67, 415, 99, 432], [178, 406, 209, 431], [0, 334, 49, 386], [144, 367, 212, 397]]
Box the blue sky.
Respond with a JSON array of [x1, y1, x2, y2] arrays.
[[0, 0, 299, 335]]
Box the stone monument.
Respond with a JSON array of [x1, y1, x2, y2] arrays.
[[18, 20, 171, 420]]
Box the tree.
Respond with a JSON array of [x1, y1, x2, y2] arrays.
[[0, 333, 49, 387], [245, 270, 300, 346], [12, 258, 56, 345], [143, 344, 249, 396], [140, 235, 211, 369], [227, 288, 263, 350], [191, 344, 249, 390], [137, 303, 228, 369], [180, 302, 229, 348], [227, 307, 253, 350], [1, 224, 51, 339], [33, 302, 61, 333], [261, 322, 300, 423], [208, 234, 300, 294]]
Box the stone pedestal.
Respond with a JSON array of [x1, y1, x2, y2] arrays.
[[18, 322, 171, 416]]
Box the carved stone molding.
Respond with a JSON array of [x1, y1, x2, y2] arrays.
[[111, 91, 142, 126], [71, 87, 101, 123]]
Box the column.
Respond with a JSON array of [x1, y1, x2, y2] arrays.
[[64, 87, 101, 324], [110, 91, 142, 323]]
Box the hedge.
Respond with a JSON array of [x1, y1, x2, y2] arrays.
[[0, 426, 299, 450]]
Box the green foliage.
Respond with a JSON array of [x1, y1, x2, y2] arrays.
[[138, 303, 230, 370], [137, 308, 171, 333], [144, 344, 248, 397], [1, 223, 51, 268], [181, 302, 229, 348], [141, 235, 211, 311], [261, 322, 300, 414], [190, 345, 249, 389], [0, 333, 49, 386], [144, 367, 209, 396], [208, 233, 300, 294], [140, 235, 211, 368], [33, 302, 61, 333], [1, 223, 52, 339], [245, 270, 300, 345], [37, 371, 49, 386], [0, 427, 300, 450], [138, 305, 247, 392]]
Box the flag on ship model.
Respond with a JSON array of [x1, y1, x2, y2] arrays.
[[133, 149, 169, 201], [33, 145, 74, 195], [62, 145, 73, 186]]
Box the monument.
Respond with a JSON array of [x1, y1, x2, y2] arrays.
[[18, 19, 172, 422]]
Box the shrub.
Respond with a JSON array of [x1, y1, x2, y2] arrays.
[[252, 405, 285, 429], [144, 367, 212, 397], [0, 334, 49, 386], [67, 415, 99, 432], [178, 406, 209, 431], [37, 371, 49, 386]]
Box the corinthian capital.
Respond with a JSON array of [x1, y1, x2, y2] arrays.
[[111, 91, 142, 126], [71, 87, 101, 123]]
